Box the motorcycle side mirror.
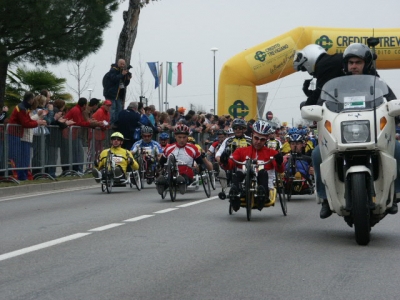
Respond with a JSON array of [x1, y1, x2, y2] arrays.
[[301, 105, 323, 122], [387, 100, 400, 117]]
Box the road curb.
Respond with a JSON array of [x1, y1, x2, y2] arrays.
[[0, 178, 98, 198]]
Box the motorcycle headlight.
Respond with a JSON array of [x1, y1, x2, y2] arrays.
[[341, 120, 370, 143]]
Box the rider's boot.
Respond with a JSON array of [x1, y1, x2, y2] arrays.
[[387, 201, 398, 215], [155, 175, 167, 195], [176, 175, 187, 195], [92, 168, 101, 183], [255, 186, 269, 211], [320, 199, 332, 219], [228, 185, 241, 212]]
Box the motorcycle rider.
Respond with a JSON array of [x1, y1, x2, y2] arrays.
[[294, 43, 399, 218], [221, 120, 284, 211]]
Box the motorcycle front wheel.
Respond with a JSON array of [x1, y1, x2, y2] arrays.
[[351, 172, 371, 246]]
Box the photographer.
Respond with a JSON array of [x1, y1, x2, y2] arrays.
[[103, 58, 132, 126]]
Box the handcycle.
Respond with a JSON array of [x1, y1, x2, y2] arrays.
[[229, 156, 287, 220], [158, 154, 212, 201], [100, 151, 141, 193], [283, 153, 314, 201], [135, 147, 159, 188]]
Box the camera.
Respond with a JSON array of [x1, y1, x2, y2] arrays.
[[125, 64, 133, 70]]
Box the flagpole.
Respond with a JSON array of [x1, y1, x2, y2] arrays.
[[165, 61, 168, 111], [157, 61, 161, 112], [160, 62, 163, 113]]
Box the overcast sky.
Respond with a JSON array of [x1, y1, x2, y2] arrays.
[[50, 0, 400, 125]]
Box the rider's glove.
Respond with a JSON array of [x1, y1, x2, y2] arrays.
[[302, 79, 313, 97], [220, 151, 230, 165], [127, 157, 133, 165], [201, 152, 206, 158], [274, 152, 283, 165]]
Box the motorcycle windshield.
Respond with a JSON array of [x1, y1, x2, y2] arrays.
[[320, 75, 389, 113]]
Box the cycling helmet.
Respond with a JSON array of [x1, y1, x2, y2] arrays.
[[289, 133, 304, 142], [293, 44, 326, 75], [216, 129, 227, 135], [252, 120, 271, 135], [287, 128, 298, 135], [159, 132, 170, 140], [111, 132, 124, 140], [231, 118, 247, 129], [343, 43, 374, 74], [141, 125, 153, 134], [174, 124, 190, 135], [226, 128, 234, 135]]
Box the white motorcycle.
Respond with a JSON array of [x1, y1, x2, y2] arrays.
[[301, 74, 400, 245]]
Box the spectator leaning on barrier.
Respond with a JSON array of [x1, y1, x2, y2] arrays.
[[8, 92, 47, 180], [91, 100, 112, 157], [64, 97, 102, 174]]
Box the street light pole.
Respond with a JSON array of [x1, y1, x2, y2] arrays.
[[211, 47, 218, 114], [87, 88, 93, 100]]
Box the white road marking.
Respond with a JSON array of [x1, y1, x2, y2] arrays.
[[153, 208, 179, 214], [124, 215, 155, 222], [176, 196, 218, 207], [88, 223, 125, 231], [0, 186, 97, 202], [0, 233, 91, 262], [0, 195, 217, 262]]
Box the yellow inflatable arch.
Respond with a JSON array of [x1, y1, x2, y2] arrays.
[[218, 26, 400, 119]]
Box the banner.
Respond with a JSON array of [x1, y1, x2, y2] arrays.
[[147, 62, 159, 89], [167, 62, 182, 87], [218, 26, 400, 118], [257, 92, 268, 120]]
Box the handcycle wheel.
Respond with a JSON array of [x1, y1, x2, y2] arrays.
[[101, 183, 106, 192], [276, 171, 287, 216], [105, 153, 113, 194], [245, 160, 252, 221], [132, 171, 141, 191], [140, 158, 145, 189], [208, 170, 216, 190], [201, 170, 211, 198], [285, 173, 293, 202], [167, 155, 177, 202], [229, 203, 233, 215]]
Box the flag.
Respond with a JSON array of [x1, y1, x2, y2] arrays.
[[147, 62, 159, 89], [167, 62, 182, 87]]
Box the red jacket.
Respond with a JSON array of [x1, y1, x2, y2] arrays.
[[226, 145, 283, 172], [8, 103, 39, 137], [63, 104, 91, 140], [91, 106, 110, 140]]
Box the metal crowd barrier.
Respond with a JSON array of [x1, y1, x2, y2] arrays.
[[0, 123, 212, 185]]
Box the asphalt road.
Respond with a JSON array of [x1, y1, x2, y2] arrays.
[[1, 183, 400, 300]]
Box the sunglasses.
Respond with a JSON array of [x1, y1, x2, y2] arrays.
[[111, 137, 123, 141], [232, 126, 244, 130], [142, 134, 152, 138], [253, 136, 267, 142]]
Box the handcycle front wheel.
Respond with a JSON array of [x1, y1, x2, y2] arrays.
[[167, 155, 177, 202], [105, 170, 113, 194], [276, 171, 287, 216], [201, 171, 211, 198], [208, 170, 216, 190], [132, 171, 141, 191], [245, 160, 252, 221]]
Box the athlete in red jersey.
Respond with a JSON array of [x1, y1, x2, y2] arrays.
[[221, 120, 284, 211], [156, 124, 213, 195]]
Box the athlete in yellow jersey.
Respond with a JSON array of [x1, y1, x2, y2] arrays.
[[92, 132, 139, 182]]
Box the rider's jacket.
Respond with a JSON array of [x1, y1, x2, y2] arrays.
[[98, 146, 139, 173], [161, 143, 203, 179], [225, 145, 284, 173], [281, 142, 291, 155], [208, 140, 221, 154], [284, 152, 312, 179], [266, 138, 281, 151], [216, 135, 252, 158], [131, 140, 163, 156]]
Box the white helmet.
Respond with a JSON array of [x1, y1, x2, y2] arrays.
[[293, 44, 326, 75]]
